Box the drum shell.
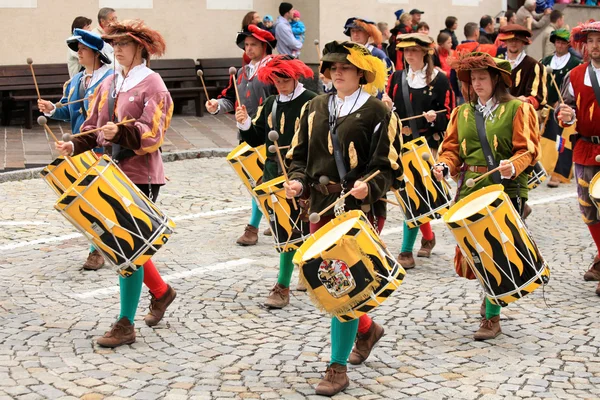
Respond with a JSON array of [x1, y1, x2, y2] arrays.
[[226, 142, 266, 197], [293, 210, 405, 321], [589, 171, 600, 212], [54, 155, 176, 276], [40, 151, 98, 195], [443, 184, 550, 306]]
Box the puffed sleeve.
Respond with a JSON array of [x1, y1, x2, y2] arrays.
[[286, 101, 311, 190], [510, 102, 540, 177]]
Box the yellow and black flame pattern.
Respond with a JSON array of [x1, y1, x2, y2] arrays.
[[527, 161, 548, 190], [226, 142, 266, 197], [40, 151, 98, 196]]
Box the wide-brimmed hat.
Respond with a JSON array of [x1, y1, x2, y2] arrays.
[[571, 20, 600, 45], [550, 28, 570, 44], [257, 55, 314, 84], [395, 33, 435, 54], [343, 17, 382, 46], [450, 51, 512, 87], [102, 19, 166, 57], [320, 41, 386, 94], [236, 24, 277, 54], [67, 29, 111, 64], [497, 24, 532, 45]]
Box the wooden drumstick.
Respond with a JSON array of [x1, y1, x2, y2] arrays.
[[27, 58, 41, 100], [380, 197, 401, 207], [314, 39, 321, 60], [229, 67, 241, 106], [62, 118, 136, 141], [55, 97, 89, 109], [196, 69, 210, 100], [268, 130, 297, 210], [465, 152, 531, 188], [400, 109, 446, 123], [308, 170, 381, 223], [37, 116, 59, 143], [545, 66, 565, 104]]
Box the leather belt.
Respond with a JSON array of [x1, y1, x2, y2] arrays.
[[579, 136, 600, 144], [466, 165, 488, 174], [311, 182, 343, 195]]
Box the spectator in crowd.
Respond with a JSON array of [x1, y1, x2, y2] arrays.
[[274, 2, 302, 56], [516, 0, 551, 31], [457, 22, 498, 56], [290, 10, 306, 44], [439, 16, 459, 49], [343, 17, 394, 78], [416, 22, 430, 35], [242, 11, 262, 29], [378, 22, 391, 53], [389, 12, 412, 69], [262, 15, 275, 34], [434, 32, 453, 76], [410, 9, 425, 31], [536, 0, 555, 12], [505, 10, 517, 25], [67, 16, 93, 78], [541, 10, 566, 58], [479, 15, 499, 44], [92, 8, 117, 65]]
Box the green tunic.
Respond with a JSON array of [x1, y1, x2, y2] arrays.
[[540, 54, 582, 106]]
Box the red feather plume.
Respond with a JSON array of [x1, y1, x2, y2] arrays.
[[257, 55, 314, 84]]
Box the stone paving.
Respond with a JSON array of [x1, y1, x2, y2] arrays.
[[0, 157, 598, 400]]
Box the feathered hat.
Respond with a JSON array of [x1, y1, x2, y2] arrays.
[[236, 24, 277, 54], [395, 33, 435, 54], [570, 20, 600, 59], [497, 24, 532, 45], [343, 17, 382, 46], [320, 41, 387, 95], [102, 19, 166, 57], [550, 28, 571, 44], [449, 51, 512, 87], [257, 55, 314, 85]]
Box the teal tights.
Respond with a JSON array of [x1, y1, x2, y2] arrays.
[[330, 318, 359, 366], [119, 267, 144, 324], [485, 297, 501, 319], [249, 198, 263, 228], [277, 251, 296, 287], [401, 222, 419, 253]]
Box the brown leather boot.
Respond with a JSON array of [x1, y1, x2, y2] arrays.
[[295, 279, 307, 292], [480, 299, 486, 318], [264, 283, 290, 308], [236, 225, 258, 246], [473, 316, 501, 341], [417, 234, 436, 258], [263, 227, 272, 236], [397, 252, 415, 270], [522, 203, 532, 220], [83, 249, 105, 270], [584, 257, 600, 281], [315, 363, 349, 396], [96, 317, 136, 348], [547, 176, 560, 188], [596, 282, 600, 296], [348, 321, 385, 365], [144, 285, 177, 327]]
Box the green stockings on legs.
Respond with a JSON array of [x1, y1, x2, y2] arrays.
[[119, 267, 144, 324], [249, 198, 263, 228], [277, 250, 295, 288], [330, 317, 359, 366], [485, 297, 501, 320], [401, 221, 419, 253]]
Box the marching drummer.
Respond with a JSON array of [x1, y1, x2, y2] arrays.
[[382, 33, 454, 270], [432, 52, 540, 341], [234, 54, 317, 308], [283, 41, 402, 396], [55, 20, 177, 348]]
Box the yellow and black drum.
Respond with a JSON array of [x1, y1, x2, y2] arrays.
[[527, 161, 548, 190], [589, 171, 600, 214], [253, 176, 309, 253], [293, 210, 405, 321], [40, 151, 98, 195], [226, 142, 266, 196], [443, 184, 550, 307], [394, 137, 452, 228], [54, 155, 176, 277]]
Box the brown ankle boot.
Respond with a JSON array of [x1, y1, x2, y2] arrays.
[[315, 363, 349, 396], [473, 316, 501, 341], [348, 321, 385, 365], [584, 257, 600, 281], [595, 282, 600, 296], [83, 249, 105, 270], [96, 317, 136, 348], [417, 234, 436, 258], [263, 227, 272, 236], [264, 283, 290, 308], [397, 252, 415, 269], [480, 299, 486, 318], [547, 176, 560, 188], [144, 285, 177, 327], [236, 225, 258, 246]]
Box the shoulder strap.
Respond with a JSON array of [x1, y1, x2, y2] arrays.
[[474, 110, 501, 184], [78, 75, 87, 118], [108, 77, 120, 159], [328, 94, 348, 181], [588, 63, 600, 106], [401, 70, 420, 139]]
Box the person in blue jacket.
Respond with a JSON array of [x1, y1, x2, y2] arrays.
[[290, 10, 305, 43]]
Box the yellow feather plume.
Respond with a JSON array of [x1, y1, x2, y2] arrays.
[[345, 44, 387, 95]]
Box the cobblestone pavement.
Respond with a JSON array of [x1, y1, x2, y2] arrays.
[[0, 157, 597, 400]]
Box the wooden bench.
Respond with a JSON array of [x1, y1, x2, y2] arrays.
[[0, 63, 68, 129], [196, 58, 242, 101], [151, 58, 204, 117]]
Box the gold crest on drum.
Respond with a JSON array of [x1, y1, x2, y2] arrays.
[[443, 184, 550, 307]]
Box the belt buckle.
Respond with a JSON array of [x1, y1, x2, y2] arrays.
[[315, 183, 329, 195], [593, 136, 600, 144]]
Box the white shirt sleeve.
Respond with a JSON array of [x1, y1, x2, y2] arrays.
[[237, 117, 252, 131]]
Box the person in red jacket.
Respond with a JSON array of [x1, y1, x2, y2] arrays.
[[557, 21, 600, 295]]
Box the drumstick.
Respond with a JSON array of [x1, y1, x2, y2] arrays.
[[380, 197, 401, 207], [545, 66, 565, 104], [282, 212, 303, 252], [196, 70, 210, 100], [465, 152, 531, 188], [55, 97, 89, 109], [62, 118, 136, 141], [27, 58, 41, 100], [314, 39, 321, 60], [268, 130, 297, 210], [400, 110, 446, 123], [37, 116, 59, 143], [229, 67, 241, 106], [308, 170, 381, 223]]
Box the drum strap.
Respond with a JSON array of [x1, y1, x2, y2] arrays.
[[78, 76, 87, 119], [474, 110, 501, 184], [327, 94, 348, 181], [270, 98, 283, 175], [588, 63, 600, 106], [107, 76, 136, 164], [401, 70, 420, 139]]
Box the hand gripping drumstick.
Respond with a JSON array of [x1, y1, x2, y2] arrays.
[[61, 118, 136, 141], [55, 97, 89, 109], [465, 152, 531, 188], [26, 58, 41, 101], [400, 109, 446, 123], [268, 130, 298, 210], [37, 116, 59, 143], [545, 66, 565, 105], [308, 170, 381, 223], [229, 67, 241, 106], [196, 70, 210, 100]]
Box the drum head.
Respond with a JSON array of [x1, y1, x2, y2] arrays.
[[302, 217, 359, 260], [446, 186, 503, 223]]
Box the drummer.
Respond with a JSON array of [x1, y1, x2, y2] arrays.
[[382, 33, 454, 270], [284, 41, 402, 396], [38, 28, 113, 271], [55, 20, 177, 348], [432, 52, 540, 341], [234, 55, 317, 308]]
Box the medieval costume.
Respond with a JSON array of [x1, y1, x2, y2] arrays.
[[343, 17, 395, 79]]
